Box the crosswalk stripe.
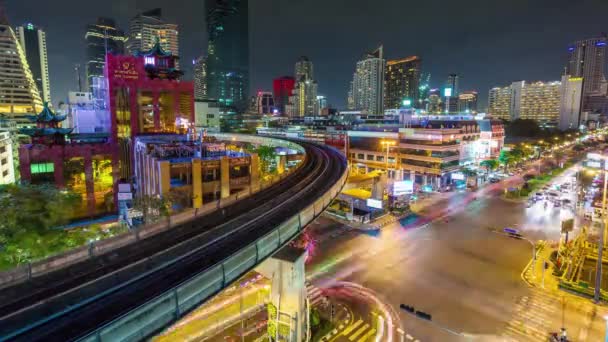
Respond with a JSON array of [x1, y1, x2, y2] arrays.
[[357, 328, 376, 342], [349, 323, 370, 341], [342, 320, 363, 336]]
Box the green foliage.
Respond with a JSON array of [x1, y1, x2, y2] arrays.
[[498, 150, 513, 168], [505, 119, 542, 137], [255, 145, 278, 174], [480, 159, 499, 171]]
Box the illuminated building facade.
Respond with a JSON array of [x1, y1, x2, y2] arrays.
[[292, 56, 318, 117], [0, 131, 14, 184], [350, 46, 385, 114], [16, 23, 51, 104], [273, 76, 295, 115], [85, 18, 126, 90], [18, 103, 119, 218], [127, 9, 179, 68], [0, 12, 42, 121], [193, 56, 207, 100], [558, 75, 583, 131], [567, 36, 606, 95], [385, 56, 421, 109], [105, 42, 194, 178], [204, 0, 249, 113], [489, 81, 562, 123], [488, 86, 511, 120], [253, 91, 274, 114], [457, 91, 478, 113], [133, 134, 260, 208]]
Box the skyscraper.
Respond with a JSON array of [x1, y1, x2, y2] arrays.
[[291, 56, 318, 116], [295, 56, 313, 81], [489, 80, 561, 123], [127, 9, 179, 67], [16, 23, 50, 104], [350, 46, 385, 114], [85, 18, 126, 90], [488, 86, 511, 120], [272, 76, 295, 115], [204, 0, 249, 113], [446, 74, 460, 96], [567, 36, 607, 95], [0, 7, 42, 119], [559, 75, 583, 131], [384, 56, 421, 109], [193, 56, 207, 100], [457, 91, 478, 113]]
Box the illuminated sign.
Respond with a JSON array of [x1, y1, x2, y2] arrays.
[[452, 172, 465, 181], [393, 180, 414, 196], [113, 61, 141, 80], [366, 198, 383, 209], [402, 99, 412, 107], [587, 161, 602, 169], [587, 153, 602, 160], [444, 88, 453, 97], [569, 77, 583, 82]]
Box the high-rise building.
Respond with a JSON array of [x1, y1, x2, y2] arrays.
[[350, 46, 385, 114], [85, 18, 126, 90], [489, 80, 561, 123], [272, 76, 295, 115], [446, 74, 459, 96], [0, 9, 42, 120], [16, 23, 50, 104], [127, 8, 179, 67], [316, 95, 328, 115], [193, 56, 207, 100], [385, 56, 421, 109], [567, 36, 607, 95], [295, 56, 313, 81], [559, 75, 583, 131], [253, 91, 274, 114], [204, 0, 249, 113], [457, 91, 478, 113], [427, 88, 442, 113], [347, 79, 355, 110], [291, 56, 318, 117]]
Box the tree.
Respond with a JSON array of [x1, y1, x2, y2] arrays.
[[480, 159, 499, 173], [553, 150, 565, 168], [498, 150, 513, 170], [256, 145, 277, 174]]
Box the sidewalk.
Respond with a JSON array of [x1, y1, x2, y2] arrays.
[[521, 241, 561, 290]]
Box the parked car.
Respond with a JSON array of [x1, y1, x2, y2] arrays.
[[490, 178, 500, 183]]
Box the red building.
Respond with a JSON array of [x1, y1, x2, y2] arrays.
[[272, 76, 295, 115], [105, 40, 195, 177]]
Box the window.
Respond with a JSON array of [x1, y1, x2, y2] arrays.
[[0, 146, 6, 153], [30, 162, 54, 174], [0, 158, 6, 165], [207, 114, 215, 119], [2, 170, 7, 177], [357, 153, 364, 159], [366, 155, 374, 161], [376, 156, 384, 162]]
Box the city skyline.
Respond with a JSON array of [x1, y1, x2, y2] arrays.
[[6, 0, 608, 110]]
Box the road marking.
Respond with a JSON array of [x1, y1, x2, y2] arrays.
[[342, 319, 363, 336], [349, 323, 370, 341], [357, 328, 376, 342]]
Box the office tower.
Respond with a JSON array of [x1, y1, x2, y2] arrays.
[[316, 95, 327, 115], [292, 56, 318, 117], [427, 88, 442, 113], [272, 76, 295, 115], [127, 8, 179, 67], [488, 86, 511, 120], [347, 79, 355, 110], [0, 8, 42, 119], [85, 18, 126, 90], [458, 91, 478, 113], [446, 74, 459, 96], [489, 80, 561, 123], [567, 36, 607, 95], [295, 56, 313, 81], [559, 75, 583, 131], [193, 56, 207, 100], [16, 23, 50, 103], [350, 46, 385, 114], [204, 0, 249, 113], [254, 91, 274, 114], [385, 56, 421, 109]]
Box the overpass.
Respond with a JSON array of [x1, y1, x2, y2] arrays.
[[0, 136, 347, 342]]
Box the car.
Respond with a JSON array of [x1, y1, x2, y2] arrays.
[[535, 192, 543, 199], [490, 178, 500, 183]]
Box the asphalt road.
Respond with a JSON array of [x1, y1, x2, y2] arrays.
[[306, 171, 608, 341]]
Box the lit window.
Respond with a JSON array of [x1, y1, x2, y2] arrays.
[[30, 162, 54, 174], [145, 56, 155, 66]]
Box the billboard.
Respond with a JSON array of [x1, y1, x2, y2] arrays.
[[392, 180, 414, 196], [451, 172, 465, 181], [366, 198, 383, 209], [444, 88, 453, 97]]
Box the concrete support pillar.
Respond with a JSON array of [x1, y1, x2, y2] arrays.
[[153, 91, 161, 131], [250, 153, 261, 192], [276, 155, 287, 175], [159, 160, 171, 196], [256, 246, 308, 342], [192, 158, 202, 208], [372, 173, 386, 200], [220, 156, 230, 198]]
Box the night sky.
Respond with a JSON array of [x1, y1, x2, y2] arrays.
[[8, 0, 608, 110]]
